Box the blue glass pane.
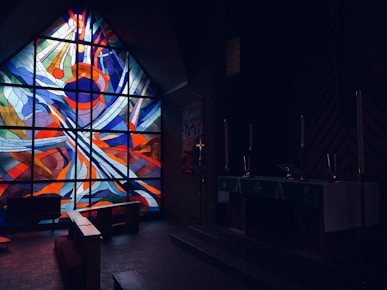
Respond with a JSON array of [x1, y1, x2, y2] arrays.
[[96, 94, 129, 131], [127, 179, 160, 212], [129, 56, 159, 96], [95, 49, 129, 95], [0, 43, 35, 86], [129, 97, 161, 132]]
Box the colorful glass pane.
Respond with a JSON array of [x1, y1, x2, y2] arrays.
[[0, 182, 32, 201], [129, 132, 161, 178], [127, 178, 161, 212], [32, 180, 77, 215], [129, 97, 161, 132], [0, 85, 34, 127], [129, 56, 159, 96], [34, 129, 72, 181], [0, 43, 35, 86], [97, 93, 129, 131], [0, 8, 161, 226], [35, 38, 76, 88], [0, 129, 33, 181]]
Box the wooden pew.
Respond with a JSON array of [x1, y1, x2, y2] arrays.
[[6, 195, 61, 231], [112, 270, 150, 290], [55, 210, 102, 290], [76, 201, 141, 239]]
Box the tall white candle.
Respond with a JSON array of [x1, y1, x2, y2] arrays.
[[224, 119, 229, 169], [300, 114, 305, 148], [356, 90, 365, 173], [249, 124, 253, 151]]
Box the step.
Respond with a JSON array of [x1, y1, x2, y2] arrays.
[[170, 226, 308, 290], [170, 224, 353, 290]]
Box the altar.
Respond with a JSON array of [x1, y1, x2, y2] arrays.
[[217, 176, 380, 260]]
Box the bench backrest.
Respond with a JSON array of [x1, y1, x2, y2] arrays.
[[7, 195, 61, 220]]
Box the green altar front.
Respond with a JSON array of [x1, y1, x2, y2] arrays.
[[217, 176, 380, 259]]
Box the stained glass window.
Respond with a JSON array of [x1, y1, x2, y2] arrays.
[[0, 8, 161, 225]]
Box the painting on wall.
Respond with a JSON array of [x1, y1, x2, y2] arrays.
[[181, 97, 203, 174]]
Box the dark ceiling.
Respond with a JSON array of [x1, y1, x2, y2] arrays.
[[0, 0, 216, 95]]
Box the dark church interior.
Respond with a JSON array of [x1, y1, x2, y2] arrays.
[[1, 0, 387, 289]]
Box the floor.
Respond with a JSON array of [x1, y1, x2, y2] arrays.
[[0, 219, 258, 290], [171, 223, 387, 290], [0, 218, 386, 290]]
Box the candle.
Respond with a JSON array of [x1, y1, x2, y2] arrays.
[[356, 90, 365, 173], [300, 114, 305, 148], [224, 119, 230, 169], [249, 124, 253, 151]]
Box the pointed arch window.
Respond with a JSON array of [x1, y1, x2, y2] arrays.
[[0, 8, 161, 224]]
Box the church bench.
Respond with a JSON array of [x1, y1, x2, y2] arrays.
[[112, 270, 150, 290], [76, 201, 141, 239], [55, 235, 84, 289], [55, 210, 102, 290], [0, 235, 11, 249], [6, 195, 61, 230]]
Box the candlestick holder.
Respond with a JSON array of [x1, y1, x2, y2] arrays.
[[355, 165, 367, 288], [300, 114, 305, 181], [300, 147, 305, 181], [276, 163, 301, 180], [243, 171, 251, 178], [224, 118, 230, 176], [242, 154, 252, 178], [326, 153, 338, 182]]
